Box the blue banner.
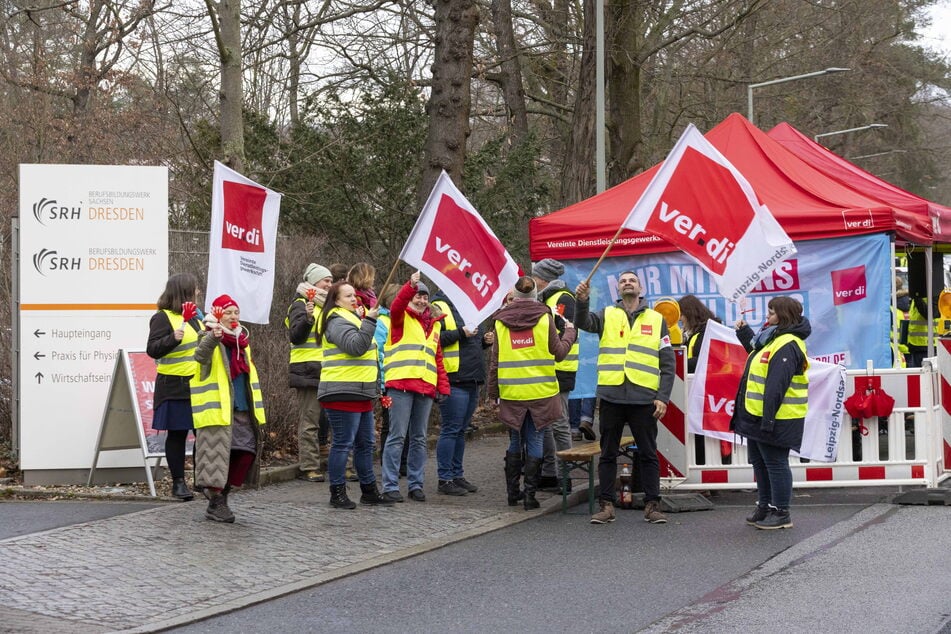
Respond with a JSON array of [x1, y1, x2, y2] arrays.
[[564, 234, 891, 398]]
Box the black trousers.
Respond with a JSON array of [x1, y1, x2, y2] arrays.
[[598, 400, 660, 503]]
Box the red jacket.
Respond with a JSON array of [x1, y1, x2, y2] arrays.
[[385, 281, 450, 397]]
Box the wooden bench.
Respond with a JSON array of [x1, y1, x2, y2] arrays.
[[555, 435, 636, 514]]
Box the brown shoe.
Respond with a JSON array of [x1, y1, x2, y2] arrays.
[[644, 499, 668, 524], [578, 420, 596, 441], [590, 500, 616, 524], [297, 470, 325, 483]]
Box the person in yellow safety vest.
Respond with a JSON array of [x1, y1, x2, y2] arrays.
[[488, 275, 576, 510], [890, 305, 907, 369], [906, 296, 937, 368], [379, 272, 450, 503], [193, 294, 266, 523], [147, 273, 204, 502], [575, 271, 674, 526], [730, 296, 811, 531], [531, 258, 582, 493], [316, 282, 393, 509], [431, 292, 493, 497], [286, 262, 333, 483]]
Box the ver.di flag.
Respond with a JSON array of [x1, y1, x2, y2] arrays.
[[688, 319, 846, 462], [622, 124, 796, 302], [400, 171, 519, 328], [205, 161, 281, 324]]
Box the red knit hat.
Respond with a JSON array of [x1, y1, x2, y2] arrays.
[[212, 294, 238, 312]]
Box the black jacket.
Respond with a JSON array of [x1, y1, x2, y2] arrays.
[[432, 292, 488, 385], [147, 310, 202, 407], [730, 317, 812, 451], [286, 297, 322, 388], [538, 281, 577, 392]]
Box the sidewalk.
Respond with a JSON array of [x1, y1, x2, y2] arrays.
[[0, 432, 584, 634]]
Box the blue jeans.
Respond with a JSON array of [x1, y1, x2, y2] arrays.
[[437, 384, 479, 480], [324, 407, 376, 487], [382, 389, 432, 492], [507, 413, 545, 459], [747, 439, 793, 509], [568, 397, 596, 431]]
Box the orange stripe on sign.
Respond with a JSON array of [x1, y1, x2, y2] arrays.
[[21, 303, 154, 311]]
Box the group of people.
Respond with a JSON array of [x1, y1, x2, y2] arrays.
[[149, 254, 812, 531]]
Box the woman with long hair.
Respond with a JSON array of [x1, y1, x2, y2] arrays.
[[730, 296, 811, 530], [316, 281, 392, 509], [147, 273, 202, 501]]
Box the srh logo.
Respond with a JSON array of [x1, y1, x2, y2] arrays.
[[646, 147, 756, 275], [32, 248, 81, 275], [32, 197, 82, 226], [221, 181, 265, 253], [841, 209, 874, 231], [509, 329, 535, 349], [830, 264, 867, 306]]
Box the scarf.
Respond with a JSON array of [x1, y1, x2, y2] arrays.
[[220, 326, 251, 379], [752, 324, 778, 350]]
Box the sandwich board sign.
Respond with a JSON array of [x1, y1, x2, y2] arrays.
[[88, 349, 193, 496]]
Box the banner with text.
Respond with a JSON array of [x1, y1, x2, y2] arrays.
[[565, 233, 890, 398], [206, 161, 281, 324]]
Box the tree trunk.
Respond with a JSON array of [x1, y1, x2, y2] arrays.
[[607, 0, 643, 185], [490, 0, 527, 144], [559, 0, 597, 207], [418, 0, 480, 206], [218, 0, 245, 173]]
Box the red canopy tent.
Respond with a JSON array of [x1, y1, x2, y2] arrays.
[[529, 113, 933, 261], [767, 121, 951, 242]]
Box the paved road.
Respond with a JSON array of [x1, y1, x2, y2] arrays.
[[172, 491, 951, 633], [0, 501, 160, 539], [2, 432, 950, 633]]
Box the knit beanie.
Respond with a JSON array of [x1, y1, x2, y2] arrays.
[[532, 258, 565, 282], [415, 282, 430, 296], [304, 263, 332, 285], [212, 294, 238, 312]]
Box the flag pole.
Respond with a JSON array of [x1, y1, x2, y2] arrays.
[[379, 258, 403, 294], [583, 224, 626, 285]]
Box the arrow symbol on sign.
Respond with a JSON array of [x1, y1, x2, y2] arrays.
[[33, 351, 45, 360], [35, 372, 44, 384], [33, 329, 46, 338]]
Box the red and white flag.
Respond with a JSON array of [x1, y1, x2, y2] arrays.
[[688, 319, 846, 462], [623, 124, 796, 302], [205, 161, 281, 324], [401, 171, 519, 328]]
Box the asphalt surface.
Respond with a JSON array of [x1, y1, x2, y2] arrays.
[[2, 433, 951, 633]]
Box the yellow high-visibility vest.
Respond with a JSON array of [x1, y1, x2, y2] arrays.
[[596, 307, 663, 390], [545, 290, 579, 373], [190, 342, 266, 428], [384, 312, 440, 386], [321, 308, 378, 386], [285, 298, 322, 365], [431, 300, 459, 374], [156, 310, 201, 376], [495, 315, 558, 400], [744, 333, 808, 421]]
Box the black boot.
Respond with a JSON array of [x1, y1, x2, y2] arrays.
[[360, 482, 394, 506], [172, 478, 194, 501], [754, 507, 793, 530], [523, 457, 542, 510], [504, 452, 523, 506], [205, 490, 235, 523], [330, 483, 356, 509]]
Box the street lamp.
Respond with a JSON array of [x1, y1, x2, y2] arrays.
[[814, 123, 888, 143], [747, 67, 851, 125]]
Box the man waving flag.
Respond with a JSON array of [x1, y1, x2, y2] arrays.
[[400, 171, 519, 328], [622, 124, 795, 302]]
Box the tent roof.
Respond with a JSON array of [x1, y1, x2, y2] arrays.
[[529, 113, 933, 261], [767, 121, 951, 242]]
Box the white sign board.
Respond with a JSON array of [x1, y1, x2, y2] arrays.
[[18, 164, 168, 473]]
